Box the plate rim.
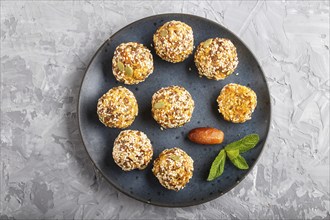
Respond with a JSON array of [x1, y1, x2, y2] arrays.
[[77, 13, 272, 207]]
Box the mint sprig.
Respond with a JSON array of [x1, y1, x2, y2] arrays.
[[207, 134, 260, 181]]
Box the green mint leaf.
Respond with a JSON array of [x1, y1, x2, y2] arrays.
[[226, 149, 239, 161], [207, 149, 226, 181], [225, 134, 260, 153], [239, 134, 260, 153], [229, 154, 249, 170]]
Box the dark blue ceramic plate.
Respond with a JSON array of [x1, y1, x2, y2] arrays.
[[78, 14, 271, 207]]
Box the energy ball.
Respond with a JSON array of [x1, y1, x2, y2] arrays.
[[151, 86, 194, 129], [217, 83, 257, 123], [112, 42, 153, 85], [112, 130, 153, 171], [152, 148, 194, 191], [97, 86, 138, 129], [153, 20, 194, 63], [194, 38, 238, 80]]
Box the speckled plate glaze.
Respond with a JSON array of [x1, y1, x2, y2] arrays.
[[78, 14, 271, 207]]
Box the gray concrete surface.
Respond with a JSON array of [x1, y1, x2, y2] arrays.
[[1, 1, 329, 219]]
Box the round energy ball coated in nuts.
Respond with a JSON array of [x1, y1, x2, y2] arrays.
[[194, 38, 238, 80], [217, 83, 257, 123], [97, 86, 138, 129], [151, 86, 194, 129], [112, 42, 154, 85], [153, 20, 194, 63], [152, 148, 194, 191], [113, 130, 153, 171]]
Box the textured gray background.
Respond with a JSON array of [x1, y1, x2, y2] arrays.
[[0, 1, 329, 219]]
